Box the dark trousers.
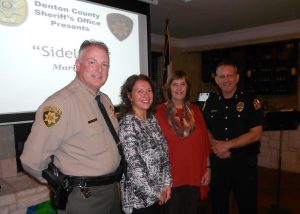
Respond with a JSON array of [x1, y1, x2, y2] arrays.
[[210, 153, 258, 214], [58, 182, 120, 214], [132, 202, 160, 214], [163, 185, 200, 214]]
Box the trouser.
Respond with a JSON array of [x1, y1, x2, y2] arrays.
[[163, 185, 200, 214], [210, 153, 258, 214], [132, 202, 160, 214], [58, 182, 121, 214]]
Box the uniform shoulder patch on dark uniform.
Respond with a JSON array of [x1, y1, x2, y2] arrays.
[[253, 99, 262, 110], [43, 106, 63, 127]]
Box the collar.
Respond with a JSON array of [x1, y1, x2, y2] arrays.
[[74, 77, 100, 103], [218, 89, 244, 101]]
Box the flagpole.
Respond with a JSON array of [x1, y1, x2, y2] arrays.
[[163, 19, 170, 85]]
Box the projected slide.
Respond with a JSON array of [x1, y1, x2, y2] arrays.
[[0, 0, 148, 117]]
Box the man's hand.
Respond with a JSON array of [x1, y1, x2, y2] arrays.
[[211, 139, 231, 159]]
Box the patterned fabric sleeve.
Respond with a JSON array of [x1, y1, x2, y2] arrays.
[[154, 118, 173, 187]]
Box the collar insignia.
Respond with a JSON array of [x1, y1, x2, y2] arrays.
[[236, 102, 244, 112], [109, 105, 115, 117], [43, 106, 62, 127]]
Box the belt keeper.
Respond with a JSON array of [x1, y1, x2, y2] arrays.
[[79, 179, 86, 188]]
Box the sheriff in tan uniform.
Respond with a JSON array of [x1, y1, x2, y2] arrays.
[[21, 77, 120, 179], [21, 40, 121, 214]]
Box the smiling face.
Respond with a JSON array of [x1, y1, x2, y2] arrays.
[[129, 80, 153, 117], [170, 78, 187, 105], [215, 64, 239, 98], [75, 45, 110, 94]]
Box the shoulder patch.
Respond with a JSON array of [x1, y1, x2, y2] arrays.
[[253, 99, 262, 110], [43, 106, 63, 127]]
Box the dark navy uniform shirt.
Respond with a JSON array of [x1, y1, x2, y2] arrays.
[[203, 90, 264, 155]]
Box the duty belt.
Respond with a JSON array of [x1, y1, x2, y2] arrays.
[[70, 173, 117, 187]]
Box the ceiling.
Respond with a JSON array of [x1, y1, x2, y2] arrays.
[[150, 0, 300, 39]]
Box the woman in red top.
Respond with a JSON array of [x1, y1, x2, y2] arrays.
[[155, 70, 211, 214]]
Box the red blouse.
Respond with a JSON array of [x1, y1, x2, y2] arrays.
[[155, 103, 211, 199]]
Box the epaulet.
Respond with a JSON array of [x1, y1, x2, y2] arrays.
[[235, 90, 245, 98]]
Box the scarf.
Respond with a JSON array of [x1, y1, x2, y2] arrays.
[[166, 100, 196, 137]]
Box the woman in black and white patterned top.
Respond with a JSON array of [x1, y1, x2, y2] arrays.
[[119, 74, 173, 214]]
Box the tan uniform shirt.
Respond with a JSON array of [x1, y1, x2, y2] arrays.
[[21, 77, 120, 182]]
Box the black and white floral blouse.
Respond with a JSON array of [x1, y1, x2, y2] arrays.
[[119, 113, 173, 214]]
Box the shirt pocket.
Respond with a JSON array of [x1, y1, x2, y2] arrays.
[[208, 110, 223, 122], [80, 122, 109, 156]]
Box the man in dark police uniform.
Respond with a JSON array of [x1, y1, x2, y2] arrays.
[[203, 61, 264, 214]]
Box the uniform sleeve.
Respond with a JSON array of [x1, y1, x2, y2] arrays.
[[247, 96, 264, 129], [20, 98, 68, 182], [119, 119, 160, 201]]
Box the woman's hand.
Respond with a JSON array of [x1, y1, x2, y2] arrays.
[[201, 168, 211, 186], [159, 185, 171, 205]]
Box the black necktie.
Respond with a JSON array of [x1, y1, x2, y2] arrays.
[[95, 95, 119, 143], [95, 95, 127, 177]]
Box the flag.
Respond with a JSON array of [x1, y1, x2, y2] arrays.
[[163, 19, 171, 85]]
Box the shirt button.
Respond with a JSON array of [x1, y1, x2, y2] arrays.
[[225, 116, 228, 119], [225, 127, 228, 131], [225, 106, 228, 109], [238, 115, 240, 117], [211, 115, 214, 118], [225, 138, 229, 141]]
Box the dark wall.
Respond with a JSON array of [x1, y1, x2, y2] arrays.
[[201, 39, 299, 95]]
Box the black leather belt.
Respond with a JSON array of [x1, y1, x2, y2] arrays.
[[70, 173, 117, 187]]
